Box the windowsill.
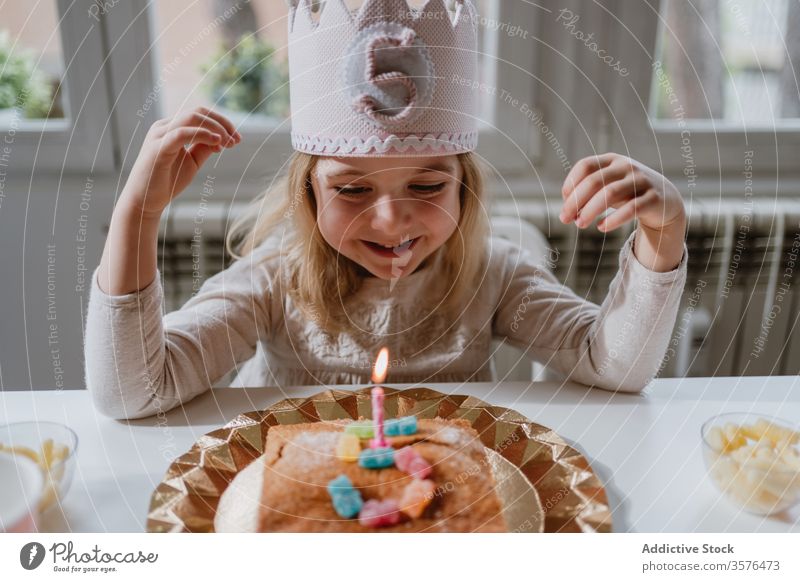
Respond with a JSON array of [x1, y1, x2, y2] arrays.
[[0, 118, 71, 132], [649, 120, 800, 133]]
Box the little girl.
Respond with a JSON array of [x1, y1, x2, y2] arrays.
[[85, 0, 687, 419]]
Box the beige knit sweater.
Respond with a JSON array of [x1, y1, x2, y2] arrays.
[[84, 232, 687, 419]]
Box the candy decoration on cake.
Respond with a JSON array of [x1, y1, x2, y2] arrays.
[[325, 348, 439, 526], [328, 429, 437, 526], [344, 420, 374, 439], [327, 475, 363, 519], [399, 479, 437, 519], [336, 433, 361, 463], [358, 446, 395, 469], [394, 446, 432, 480], [358, 499, 402, 528], [384, 415, 418, 437]]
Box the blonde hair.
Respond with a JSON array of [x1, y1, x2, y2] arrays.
[[226, 151, 491, 333]]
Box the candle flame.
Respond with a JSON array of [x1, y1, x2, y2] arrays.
[[372, 347, 389, 384]]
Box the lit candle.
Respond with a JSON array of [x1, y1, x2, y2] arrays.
[[370, 347, 389, 449]]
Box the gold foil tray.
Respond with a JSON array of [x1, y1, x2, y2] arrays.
[[147, 387, 611, 533]]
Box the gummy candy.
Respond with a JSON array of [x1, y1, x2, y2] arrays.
[[399, 479, 436, 518], [345, 420, 374, 439], [358, 499, 402, 528], [393, 446, 432, 479], [336, 432, 361, 463], [358, 446, 395, 469], [327, 474, 363, 518], [384, 416, 418, 437]]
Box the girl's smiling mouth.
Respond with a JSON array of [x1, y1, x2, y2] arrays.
[[361, 237, 420, 258]]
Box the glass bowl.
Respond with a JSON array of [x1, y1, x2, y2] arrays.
[[0, 451, 44, 532], [0, 421, 78, 512], [701, 412, 800, 515]]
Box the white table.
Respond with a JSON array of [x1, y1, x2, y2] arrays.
[[2, 376, 799, 533]]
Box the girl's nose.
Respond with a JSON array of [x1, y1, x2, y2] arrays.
[[369, 196, 413, 234]]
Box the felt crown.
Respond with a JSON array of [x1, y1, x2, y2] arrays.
[[287, 0, 480, 157]]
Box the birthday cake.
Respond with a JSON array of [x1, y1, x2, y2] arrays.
[[256, 416, 508, 532]]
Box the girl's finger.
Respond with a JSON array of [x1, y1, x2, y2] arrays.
[[597, 189, 658, 232], [169, 111, 235, 145], [196, 107, 241, 141], [186, 142, 220, 168], [575, 174, 640, 228], [146, 118, 169, 139], [561, 163, 626, 222], [561, 153, 616, 200], [161, 127, 222, 153]]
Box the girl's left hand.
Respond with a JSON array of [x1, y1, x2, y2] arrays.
[[559, 153, 685, 232]]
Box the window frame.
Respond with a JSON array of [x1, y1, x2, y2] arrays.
[[0, 0, 116, 174], [607, 0, 800, 184]]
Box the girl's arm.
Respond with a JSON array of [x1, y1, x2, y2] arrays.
[[85, 245, 276, 420], [493, 233, 687, 393], [97, 107, 240, 295], [559, 153, 687, 272], [86, 109, 269, 420], [493, 155, 688, 393]]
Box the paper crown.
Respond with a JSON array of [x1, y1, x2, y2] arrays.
[[286, 0, 479, 157]]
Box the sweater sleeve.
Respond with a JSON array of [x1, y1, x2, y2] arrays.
[[493, 230, 688, 393], [84, 249, 275, 419]]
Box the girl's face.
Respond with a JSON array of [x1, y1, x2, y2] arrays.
[[311, 155, 462, 280]]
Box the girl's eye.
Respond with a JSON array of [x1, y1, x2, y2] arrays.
[[333, 182, 447, 197], [410, 182, 446, 194], [334, 186, 369, 196]]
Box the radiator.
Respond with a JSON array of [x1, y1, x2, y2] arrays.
[[157, 199, 800, 379]]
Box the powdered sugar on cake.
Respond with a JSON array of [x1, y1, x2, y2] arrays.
[[288, 431, 341, 457]]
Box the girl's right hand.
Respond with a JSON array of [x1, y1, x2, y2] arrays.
[[120, 107, 241, 217]]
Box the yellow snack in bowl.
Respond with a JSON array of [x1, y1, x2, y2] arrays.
[[706, 418, 800, 514], [706, 427, 726, 453], [0, 439, 71, 510], [0, 444, 40, 463], [780, 446, 800, 470], [723, 423, 747, 451], [753, 418, 799, 447]]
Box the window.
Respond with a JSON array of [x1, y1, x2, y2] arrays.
[[0, 0, 114, 172], [0, 1, 66, 122], [606, 0, 800, 179], [652, 0, 800, 124], [150, 1, 290, 125]]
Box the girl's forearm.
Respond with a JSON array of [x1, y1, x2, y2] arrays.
[[633, 216, 687, 273], [97, 200, 161, 295]]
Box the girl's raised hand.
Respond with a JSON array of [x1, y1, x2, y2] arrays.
[[121, 107, 241, 217], [559, 153, 685, 232]]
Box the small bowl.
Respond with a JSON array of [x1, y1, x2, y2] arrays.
[[701, 412, 800, 515], [0, 451, 44, 532], [0, 421, 78, 513]]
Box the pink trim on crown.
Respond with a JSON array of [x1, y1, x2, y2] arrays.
[[291, 131, 478, 156]]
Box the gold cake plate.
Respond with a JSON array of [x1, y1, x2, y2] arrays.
[[147, 387, 612, 533]]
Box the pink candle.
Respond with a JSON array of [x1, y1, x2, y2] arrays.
[[370, 347, 390, 449], [370, 386, 387, 449]]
